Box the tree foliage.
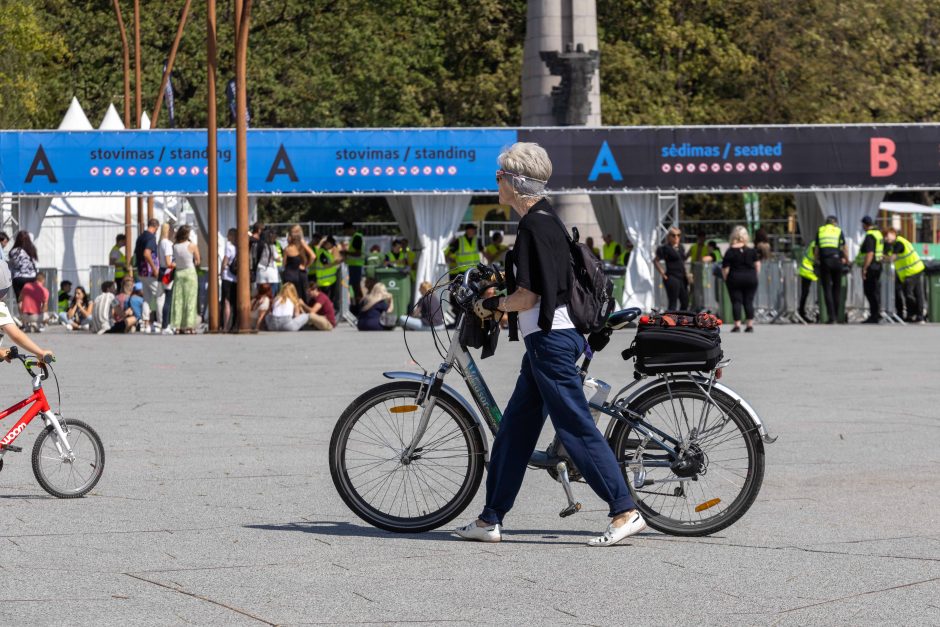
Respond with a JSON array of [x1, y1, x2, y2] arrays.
[[6, 1, 940, 221]]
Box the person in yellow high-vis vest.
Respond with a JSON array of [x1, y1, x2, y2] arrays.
[[883, 228, 926, 322], [109, 234, 127, 282], [856, 216, 884, 324], [399, 237, 418, 283], [797, 240, 818, 322], [342, 221, 365, 300], [483, 231, 509, 266], [315, 235, 342, 311], [447, 224, 482, 278], [600, 233, 622, 264], [815, 215, 848, 324]]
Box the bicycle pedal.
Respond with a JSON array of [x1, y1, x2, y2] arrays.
[[559, 502, 581, 518], [0, 445, 22, 453]]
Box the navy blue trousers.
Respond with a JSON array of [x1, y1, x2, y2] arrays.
[[479, 328, 635, 525]]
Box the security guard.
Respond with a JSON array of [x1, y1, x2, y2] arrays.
[[342, 221, 365, 300], [688, 232, 713, 262], [109, 234, 127, 283], [384, 239, 409, 269], [883, 228, 926, 322], [447, 224, 482, 278], [815, 215, 848, 324], [315, 236, 341, 309], [365, 245, 383, 267], [856, 216, 884, 324], [601, 233, 622, 264], [797, 240, 818, 322], [483, 231, 509, 266], [399, 237, 418, 283]]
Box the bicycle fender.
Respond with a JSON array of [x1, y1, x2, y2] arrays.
[[382, 371, 491, 461], [607, 376, 777, 444]]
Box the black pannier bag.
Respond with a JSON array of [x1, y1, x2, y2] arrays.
[[624, 312, 723, 374]]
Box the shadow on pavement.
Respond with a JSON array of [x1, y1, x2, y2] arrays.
[[244, 520, 653, 546]]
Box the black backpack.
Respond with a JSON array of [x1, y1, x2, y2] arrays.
[[539, 210, 616, 334]]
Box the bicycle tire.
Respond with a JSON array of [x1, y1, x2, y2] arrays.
[[608, 382, 764, 537], [330, 381, 486, 533], [32, 418, 105, 499]]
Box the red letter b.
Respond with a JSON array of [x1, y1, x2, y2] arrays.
[[870, 138, 897, 177]]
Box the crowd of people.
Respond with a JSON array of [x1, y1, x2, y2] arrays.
[[3, 210, 929, 336]]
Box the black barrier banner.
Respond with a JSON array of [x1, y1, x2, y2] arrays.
[[3, 125, 940, 194], [519, 125, 940, 192]]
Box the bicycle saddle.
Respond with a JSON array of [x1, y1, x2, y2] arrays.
[[607, 307, 642, 330]]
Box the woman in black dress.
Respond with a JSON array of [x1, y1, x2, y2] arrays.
[[654, 227, 688, 310], [722, 226, 762, 333], [282, 224, 315, 298]]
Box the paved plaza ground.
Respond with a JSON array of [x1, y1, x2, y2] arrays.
[[0, 322, 938, 625]]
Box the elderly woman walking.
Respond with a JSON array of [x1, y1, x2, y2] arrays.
[[455, 142, 645, 547]]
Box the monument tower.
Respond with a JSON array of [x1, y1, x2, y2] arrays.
[[521, 0, 601, 237]]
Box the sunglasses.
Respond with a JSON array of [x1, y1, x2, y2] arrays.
[[496, 169, 547, 185]]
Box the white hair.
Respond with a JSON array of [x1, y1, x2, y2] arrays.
[[498, 142, 552, 198], [730, 225, 750, 245]]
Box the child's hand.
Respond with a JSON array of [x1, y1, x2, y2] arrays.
[[0, 348, 11, 362]]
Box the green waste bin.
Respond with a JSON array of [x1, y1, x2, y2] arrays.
[[817, 273, 848, 323], [604, 265, 626, 306], [926, 264, 940, 322], [374, 268, 411, 324], [718, 279, 734, 323]]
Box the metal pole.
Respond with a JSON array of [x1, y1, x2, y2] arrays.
[[133, 0, 144, 234], [207, 0, 219, 332], [234, 0, 253, 332], [146, 0, 192, 225], [113, 0, 133, 279]]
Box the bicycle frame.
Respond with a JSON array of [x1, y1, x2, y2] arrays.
[[392, 269, 775, 466], [0, 372, 72, 460]]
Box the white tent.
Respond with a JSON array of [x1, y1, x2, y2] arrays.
[[32, 99, 185, 290]]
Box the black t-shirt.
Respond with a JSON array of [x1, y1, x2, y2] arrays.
[[134, 231, 158, 276], [722, 246, 759, 282], [508, 198, 570, 334], [656, 244, 686, 279], [885, 240, 903, 256]]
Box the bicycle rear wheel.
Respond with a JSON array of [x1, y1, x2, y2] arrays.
[[32, 418, 105, 498], [609, 381, 764, 536], [330, 381, 486, 533]]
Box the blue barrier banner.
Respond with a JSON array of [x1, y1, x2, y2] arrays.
[[0, 129, 516, 195], [4, 125, 940, 195]]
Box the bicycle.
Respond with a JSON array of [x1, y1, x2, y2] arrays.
[[0, 347, 105, 498], [330, 265, 776, 536]]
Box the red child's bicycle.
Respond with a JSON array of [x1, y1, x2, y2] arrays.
[[0, 347, 104, 498]]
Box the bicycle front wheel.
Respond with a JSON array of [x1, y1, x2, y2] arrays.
[[330, 381, 486, 533], [32, 418, 105, 498], [609, 381, 764, 537]]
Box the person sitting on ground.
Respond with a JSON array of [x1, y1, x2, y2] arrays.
[[250, 283, 273, 331], [57, 280, 72, 325], [66, 286, 93, 331], [265, 283, 309, 332], [127, 282, 149, 331], [19, 273, 49, 333], [399, 281, 445, 331], [0, 260, 55, 364], [111, 278, 137, 333], [357, 277, 394, 331], [304, 281, 336, 330], [90, 281, 122, 335]]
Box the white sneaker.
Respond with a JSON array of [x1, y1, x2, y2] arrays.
[[587, 511, 647, 547], [454, 520, 501, 543], [141, 324, 151, 334], [162, 326, 175, 335]]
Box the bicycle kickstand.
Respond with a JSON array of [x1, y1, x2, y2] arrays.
[[555, 461, 582, 518]]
